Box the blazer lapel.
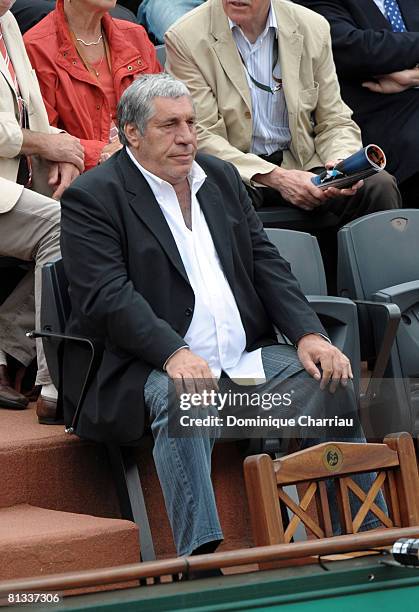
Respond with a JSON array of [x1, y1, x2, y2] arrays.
[[362, 0, 419, 30], [275, 2, 303, 164], [398, 0, 419, 31], [0, 16, 19, 96], [363, 0, 393, 28], [118, 150, 190, 285], [210, 0, 251, 112], [2, 15, 30, 103], [196, 175, 235, 289]]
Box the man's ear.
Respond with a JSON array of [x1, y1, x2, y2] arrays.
[[124, 123, 142, 149]]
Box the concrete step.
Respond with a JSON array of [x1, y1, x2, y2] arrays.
[[0, 405, 253, 560], [0, 504, 139, 581]]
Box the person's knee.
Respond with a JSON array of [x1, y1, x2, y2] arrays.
[[364, 171, 401, 211], [144, 369, 171, 421]]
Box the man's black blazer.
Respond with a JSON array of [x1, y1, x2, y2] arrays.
[[294, 0, 419, 183], [60, 149, 325, 444]]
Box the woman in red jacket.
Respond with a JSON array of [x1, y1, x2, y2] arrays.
[[24, 0, 161, 171]]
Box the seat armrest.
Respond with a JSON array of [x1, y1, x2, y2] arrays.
[[373, 280, 419, 313], [353, 301, 401, 403], [27, 329, 96, 434], [306, 295, 357, 319]]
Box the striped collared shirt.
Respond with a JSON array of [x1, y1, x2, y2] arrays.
[[229, 4, 291, 156]]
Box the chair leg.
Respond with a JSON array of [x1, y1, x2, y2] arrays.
[[385, 433, 419, 526], [106, 444, 156, 561], [244, 453, 284, 547]]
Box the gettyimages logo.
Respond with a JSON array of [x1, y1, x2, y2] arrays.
[[178, 389, 292, 411]]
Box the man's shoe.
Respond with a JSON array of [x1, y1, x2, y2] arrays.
[[36, 395, 63, 425], [0, 365, 29, 410]]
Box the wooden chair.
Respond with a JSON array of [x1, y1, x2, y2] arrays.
[[244, 432, 419, 549]]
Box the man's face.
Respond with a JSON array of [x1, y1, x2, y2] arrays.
[[0, 0, 16, 18], [127, 96, 197, 186], [222, 0, 271, 28]]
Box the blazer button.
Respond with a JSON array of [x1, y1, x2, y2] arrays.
[[245, 111, 251, 119], [185, 307, 193, 317]]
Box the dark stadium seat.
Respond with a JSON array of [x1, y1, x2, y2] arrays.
[[338, 210, 419, 439], [266, 228, 360, 388], [267, 228, 401, 440], [28, 259, 155, 562]]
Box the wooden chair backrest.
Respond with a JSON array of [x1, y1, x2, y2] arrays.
[[244, 433, 419, 547]]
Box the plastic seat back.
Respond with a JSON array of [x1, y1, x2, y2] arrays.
[[338, 210, 419, 436]]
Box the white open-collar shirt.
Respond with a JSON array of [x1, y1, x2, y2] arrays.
[[126, 147, 266, 382]]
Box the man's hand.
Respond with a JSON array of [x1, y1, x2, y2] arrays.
[[297, 334, 353, 392], [362, 68, 419, 94], [48, 162, 80, 199], [253, 166, 362, 210], [42, 133, 85, 172], [165, 348, 218, 396], [21, 130, 85, 173], [323, 159, 364, 197], [99, 139, 123, 164]]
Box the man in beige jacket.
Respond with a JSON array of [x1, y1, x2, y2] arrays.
[[0, 0, 83, 419], [165, 0, 400, 246]]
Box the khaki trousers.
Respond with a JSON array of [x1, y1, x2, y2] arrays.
[[0, 188, 60, 386]]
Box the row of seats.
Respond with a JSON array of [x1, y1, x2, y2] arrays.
[[269, 209, 419, 440]]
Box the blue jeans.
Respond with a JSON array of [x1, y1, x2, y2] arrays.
[[137, 0, 204, 43], [145, 345, 385, 556]]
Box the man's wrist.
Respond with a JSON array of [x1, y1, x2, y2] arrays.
[[296, 332, 331, 348], [252, 166, 285, 189], [163, 345, 189, 371], [21, 129, 49, 157]]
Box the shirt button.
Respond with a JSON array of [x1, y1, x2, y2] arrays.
[[185, 308, 193, 317], [127, 65, 133, 71], [137, 59, 143, 66], [96, 105, 100, 110]]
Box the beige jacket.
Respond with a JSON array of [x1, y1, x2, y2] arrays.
[[165, 0, 362, 183], [0, 11, 57, 212]]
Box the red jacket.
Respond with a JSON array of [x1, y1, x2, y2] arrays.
[[24, 0, 161, 170]]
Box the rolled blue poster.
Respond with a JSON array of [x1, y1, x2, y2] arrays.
[[312, 144, 386, 188]]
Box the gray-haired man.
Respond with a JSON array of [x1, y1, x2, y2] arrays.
[[61, 73, 383, 561]]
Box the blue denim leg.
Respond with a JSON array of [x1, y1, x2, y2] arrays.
[[144, 369, 223, 557], [260, 345, 387, 534], [137, 0, 204, 43]]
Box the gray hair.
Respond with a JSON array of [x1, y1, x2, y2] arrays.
[[117, 73, 192, 145]]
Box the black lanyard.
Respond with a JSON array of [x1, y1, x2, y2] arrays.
[[238, 36, 282, 94]]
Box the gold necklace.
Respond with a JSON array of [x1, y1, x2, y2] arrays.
[[75, 33, 103, 46], [90, 54, 105, 77]]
